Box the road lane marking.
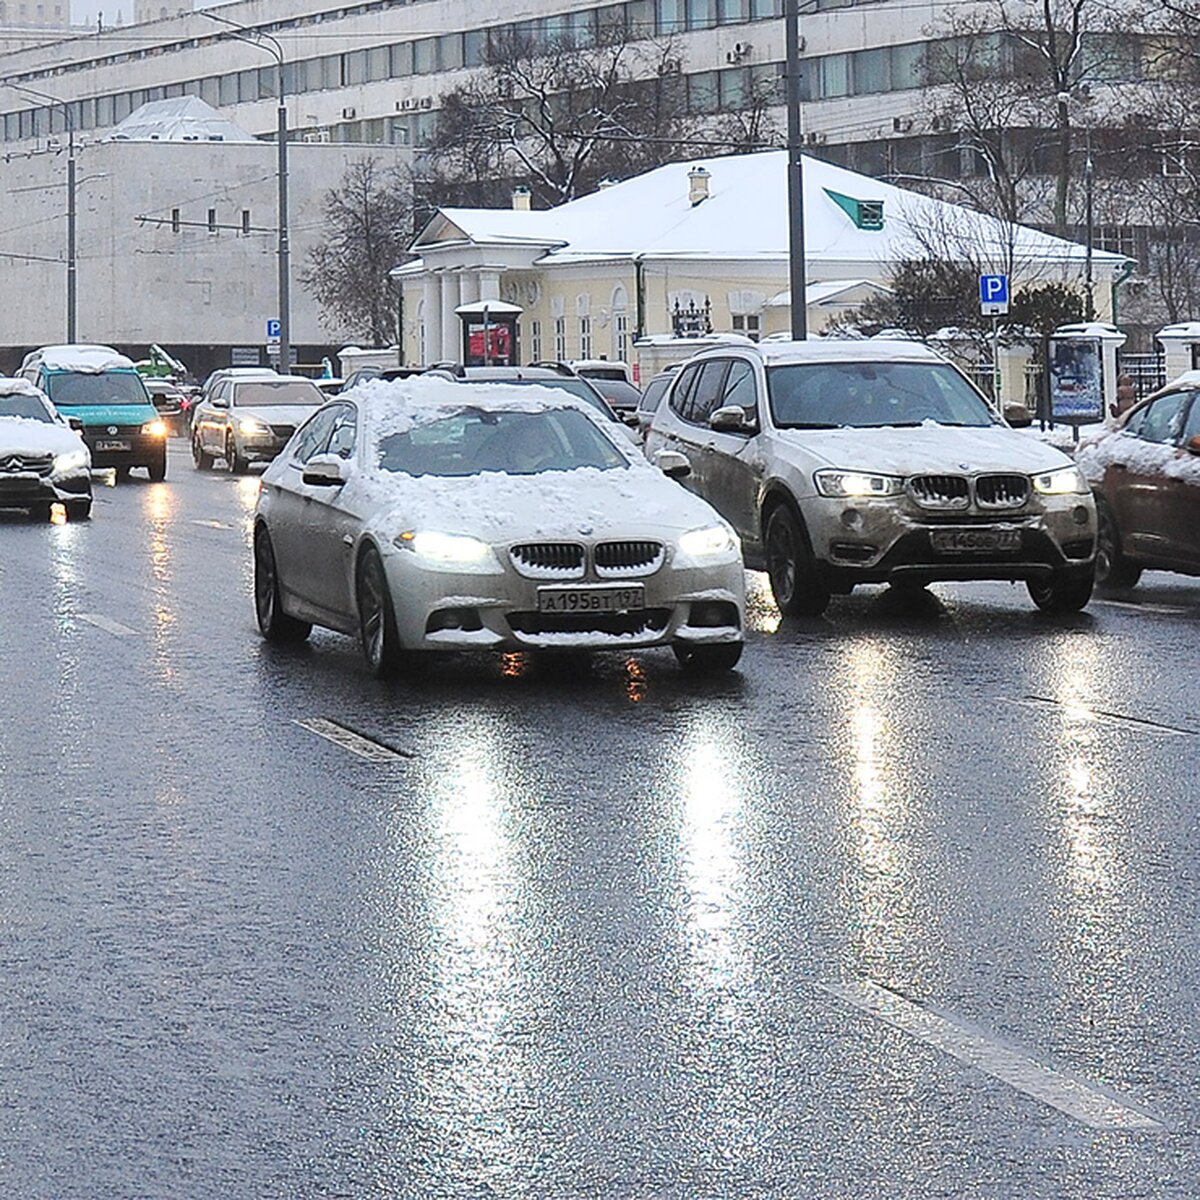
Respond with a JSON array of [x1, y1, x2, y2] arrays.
[[1004, 695, 1193, 738], [820, 978, 1164, 1132], [190, 519, 234, 530], [1094, 599, 1189, 616], [293, 717, 410, 763], [77, 612, 137, 638]]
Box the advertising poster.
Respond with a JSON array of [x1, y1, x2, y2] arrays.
[[466, 321, 513, 366], [1048, 338, 1103, 424]]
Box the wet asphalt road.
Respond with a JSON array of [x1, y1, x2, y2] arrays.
[[2, 441, 1200, 1199]]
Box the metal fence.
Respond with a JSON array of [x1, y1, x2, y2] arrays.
[[1116, 352, 1166, 399]]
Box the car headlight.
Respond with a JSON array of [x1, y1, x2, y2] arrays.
[[53, 448, 89, 474], [1032, 467, 1088, 495], [142, 419, 169, 438], [395, 530, 495, 565], [678, 523, 737, 558], [239, 418, 271, 436], [814, 469, 903, 498]]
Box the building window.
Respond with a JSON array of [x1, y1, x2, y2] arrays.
[[530, 319, 542, 361], [614, 313, 629, 361], [1096, 225, 1136, 259], [171, 208, 180, 233], [579, 315, 592, 359], [241, 209, 251, 235], [554, 317, 566, 360], [208, 208, 217, 233], [732, 313, 761, 341]]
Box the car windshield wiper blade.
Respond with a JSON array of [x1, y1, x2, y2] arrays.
[[781, 421, 839, 429]]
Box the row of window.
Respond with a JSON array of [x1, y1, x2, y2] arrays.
[[1, 0, 782, 143], [669, 357, 757, 427], [523, 316, 631, 364]]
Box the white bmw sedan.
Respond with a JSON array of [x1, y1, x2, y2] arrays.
[[253, 380, 745, 676]]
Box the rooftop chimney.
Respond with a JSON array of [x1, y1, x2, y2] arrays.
[[687, 166, 711, 207], [511, 186, 532, 211]]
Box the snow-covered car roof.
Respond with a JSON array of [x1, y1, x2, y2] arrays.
[[29, 344, 137, 373], [0, 376, 51, 400], [730, 338, 947, 368]]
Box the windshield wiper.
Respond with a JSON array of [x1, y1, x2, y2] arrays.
[[780, 421, 839, 429]]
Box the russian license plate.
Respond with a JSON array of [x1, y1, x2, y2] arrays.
[[95, 439, 131, 452], [538, 585, 645, 614], [930, 527, 1022, 554]]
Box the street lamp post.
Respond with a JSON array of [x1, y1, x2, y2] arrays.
[[784, 0, 808, 341], [4, 81, 77, 341], [203, 12, 291, 372], [1084, 132, 1095, 322]]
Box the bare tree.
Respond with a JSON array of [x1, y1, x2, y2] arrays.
[[301, 158, 413, 346]]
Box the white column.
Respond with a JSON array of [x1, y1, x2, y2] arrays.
[[421, 273, 439, 364], [460, 272, 481, 306], [478, 270, 502, 301], [441, 271, 460, 364]]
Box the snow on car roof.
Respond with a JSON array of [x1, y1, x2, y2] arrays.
[[34, 344, 137, 373], [0, 376, 51, 400]]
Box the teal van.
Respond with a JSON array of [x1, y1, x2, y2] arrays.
[[20, 344, 168, 481]]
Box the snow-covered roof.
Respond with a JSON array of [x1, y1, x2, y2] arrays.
[[411, 151, 1130, 275], [1053, 322, 1127, 344], [1157, 322, 1200, 341], [30, 345, 136, 373], [766, 279, 891, 308], [0, 376, 48, 400], [107, 97, 257, 144]]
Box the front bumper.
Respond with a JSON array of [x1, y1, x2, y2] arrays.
[[381, 550, 745, 652], [0, 470, 91, 507], [85, 432, 166, 468], [803, 495, 1096, 590]]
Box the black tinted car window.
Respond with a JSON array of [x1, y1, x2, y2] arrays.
[[639, 376, 669, 414], [723, 360, 757, 413], [688, 361, 731, 424], [669, 366, 699, 419], [1181, 393, 1200, 441], [1138, 392, 1189, 444]]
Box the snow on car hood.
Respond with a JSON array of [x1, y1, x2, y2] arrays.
[[777, 422, 1075, 475], [234, 404, 320, 426], [0, 416, 87, 457], [1078, 429, 1200, 487], [361, 462, 721, 543]]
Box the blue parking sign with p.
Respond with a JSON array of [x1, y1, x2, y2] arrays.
[[979, 274, 1009, 314], [266, 319, 281, 342]]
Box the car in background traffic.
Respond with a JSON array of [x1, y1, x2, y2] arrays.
[[0, 377, 93, 519], [342, 365, 426, 391], [587, 375, 643, 422], [191, 375, 325, 473], [253, 379, 745, 676], [19, 344, 168, 481], [645, 338, 1097, 615], [143, 378, 188, 433], [571, 359, 634, 384], [1079, 373, 1200, 588], [634, 366, 679, 435]]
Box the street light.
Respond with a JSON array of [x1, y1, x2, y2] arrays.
[[3, 80, 77, 341], [202, 11, 291, 372], [784, 0, 808, 341]]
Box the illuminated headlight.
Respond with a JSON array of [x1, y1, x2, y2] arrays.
[[814, 469, 903, 498], [395, 530, 495, 565], [142, 419, 169, 438], [678, 523, 737, 558], [1032, 467, 1088, 495], [239, 418, 272, 436], [53, 448, 89, 474]]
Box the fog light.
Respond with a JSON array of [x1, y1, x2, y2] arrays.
[[425, 607, 483, 634], [1072, 505, 1090, 525], [840, 508, 863, 529], [688, 600, 739, 628]]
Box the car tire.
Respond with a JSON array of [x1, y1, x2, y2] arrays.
[[226, 435, 248, 475], [66, 499, 92, 521], [147, 455, 167, 483], [192, 435, 214, 471], [356, 545, 405, 678], [1095, 500, 1142, 589], [764, 502, 830, 617], [254, 525, 311, 643], [114, 466, 131, 483], [673, 641, 743, 674], [1027, 567, 1095, 614]]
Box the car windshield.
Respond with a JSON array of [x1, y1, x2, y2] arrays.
[[0, 395, 53, 422], [460, 376, 615, 419], [591, 378, 642, 408], [377, 407, 628, 477], [767, 362, 997, 429], [45, 371, 148, 406], [234, 380, 324, 407]]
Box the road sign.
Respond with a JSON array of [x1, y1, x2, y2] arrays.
[[979, 274, 1009, 316], [266, 319, 281, 346]]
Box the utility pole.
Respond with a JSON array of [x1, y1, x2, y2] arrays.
[[203, 11, 291, 372], [1084, 131, 1095, 322], [784, 0, 808, 341]]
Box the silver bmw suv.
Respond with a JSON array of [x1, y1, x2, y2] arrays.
[[644, 339, 1096, 615]]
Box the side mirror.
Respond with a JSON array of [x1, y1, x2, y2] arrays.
[[1187, 434, 1200, 456], [67, 417, 84, 433], [302, 453, 350, 486], [654, 449, 691, 479], [212, 396, 229, 409], [710, 405, 755, 433]]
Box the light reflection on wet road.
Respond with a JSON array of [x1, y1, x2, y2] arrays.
[[1, 444, 1199, 1197]]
